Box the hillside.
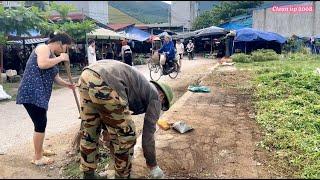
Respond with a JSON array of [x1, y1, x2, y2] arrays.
[[108, 5, 142, 24], [109, 1, 169, 24]]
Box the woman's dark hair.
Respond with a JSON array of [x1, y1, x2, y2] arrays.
[[88, 39, 95, 45], [48, 31, 73, 45]]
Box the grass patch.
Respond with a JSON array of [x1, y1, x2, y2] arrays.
[[236, 53, 320, 178], [63, 148, 111, 178]]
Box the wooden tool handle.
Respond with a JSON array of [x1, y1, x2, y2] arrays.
[[64, 60, 81, 113]]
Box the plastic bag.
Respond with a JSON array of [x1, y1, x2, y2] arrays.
[[188, 85, 211, 93], [172, 121, 193, 134], [0, 85, 12, 101], [160, 54, 166, 65]]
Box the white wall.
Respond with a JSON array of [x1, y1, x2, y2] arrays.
[[171, 1, 198, 29], [253, 1, 320, 37]]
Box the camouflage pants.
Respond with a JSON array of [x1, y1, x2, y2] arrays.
[[78, 69, 136, 178]]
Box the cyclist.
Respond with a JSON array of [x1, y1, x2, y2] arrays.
[[158, 34, 176, 75]]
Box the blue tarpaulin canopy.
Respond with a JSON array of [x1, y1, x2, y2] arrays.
[[219, 15, 252, 31], [120, 26, 151, 42], [315, 35, 320, 39], [235, 28, 286, 44]]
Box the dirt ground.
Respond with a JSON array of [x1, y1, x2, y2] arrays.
[[131, 65, 281, 178], [0, 58, 216, 179]]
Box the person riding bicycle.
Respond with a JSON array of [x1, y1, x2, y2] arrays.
[[158, 35, 176, 75]]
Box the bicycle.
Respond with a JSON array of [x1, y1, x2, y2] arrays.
[[149, 53, 180, 81]]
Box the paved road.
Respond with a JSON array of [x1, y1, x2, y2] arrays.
[[0, 64, 150, 153]]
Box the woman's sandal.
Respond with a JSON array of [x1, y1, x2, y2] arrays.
[[30, 156, 54, 166], [43, 149, 56, 156]]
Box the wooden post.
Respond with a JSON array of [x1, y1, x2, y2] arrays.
[[210, 35, 213, 56], [245, 42, 247, 54], [23, 38, 26, 60], [65, 48, 82, 154]]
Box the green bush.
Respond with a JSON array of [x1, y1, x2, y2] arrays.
[[286, 53, 319, 61], [250, 49, 280, 62], [231, 53, 252, 63], [232, 49, 280, 63], [133, 54, 147, 65], [299, 47, 311, 55]]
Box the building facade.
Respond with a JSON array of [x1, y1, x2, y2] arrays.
[[170, 1, 199, 30], [253, 1, 320, 37], [55, 1, 109, 25]]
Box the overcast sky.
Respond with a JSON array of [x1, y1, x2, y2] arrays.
[[162, 1, 172, 4]]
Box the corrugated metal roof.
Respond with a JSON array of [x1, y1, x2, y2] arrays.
[[49, 12, 86, 21], [106, 23, 135, 31], [7, 38, 49, 45]]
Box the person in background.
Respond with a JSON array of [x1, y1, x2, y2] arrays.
[[87, 39, 97, 65], [106, 43, 114, 59], [121, 40, 133, 66], [175, 39, 184, 72], [16, 32, 75, 166], [186, 40, 195, 60]]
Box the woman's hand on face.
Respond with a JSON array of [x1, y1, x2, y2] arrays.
[[59, 53, 70, 62]]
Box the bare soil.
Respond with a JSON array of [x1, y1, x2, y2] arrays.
[[131, 65, 280, 178]]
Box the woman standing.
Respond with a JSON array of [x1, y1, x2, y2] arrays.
[[16, 32, 75, 166], [175, 39, 184, 72]]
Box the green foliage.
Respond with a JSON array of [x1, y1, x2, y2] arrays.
[[237, 55, 320, 178], [1, 5, 47, 36], [0, 33, 6, 45], [45, 2, 96, 42], [250, 49, 280, 62], [285, 53, 318, 62], [231, 53, 253, 63], [49, 2, 77, 22], [133, 54, 147, 65], [192, 11, 215, 30], [193, 1, 263, 29], [58, 20, 96, 42], [232, 49, 279, 63]]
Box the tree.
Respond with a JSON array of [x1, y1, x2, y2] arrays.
[[47, 2, 96, 42], [0, 3, 48, 77], [193, 1, 263, 30], [59, 20, 96, 42], [192, 11, 215, 30], [49, 2, 77, 22]]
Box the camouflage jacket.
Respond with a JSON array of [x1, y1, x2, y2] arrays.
[[84, 60, 161, 166]]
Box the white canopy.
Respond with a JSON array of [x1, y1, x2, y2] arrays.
[[86, 28, 126, 40]]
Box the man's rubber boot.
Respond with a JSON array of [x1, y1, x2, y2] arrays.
[[83, 171, 103, 179]]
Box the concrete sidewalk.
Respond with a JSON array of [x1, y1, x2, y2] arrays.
[[131, 64, 271, 178]]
